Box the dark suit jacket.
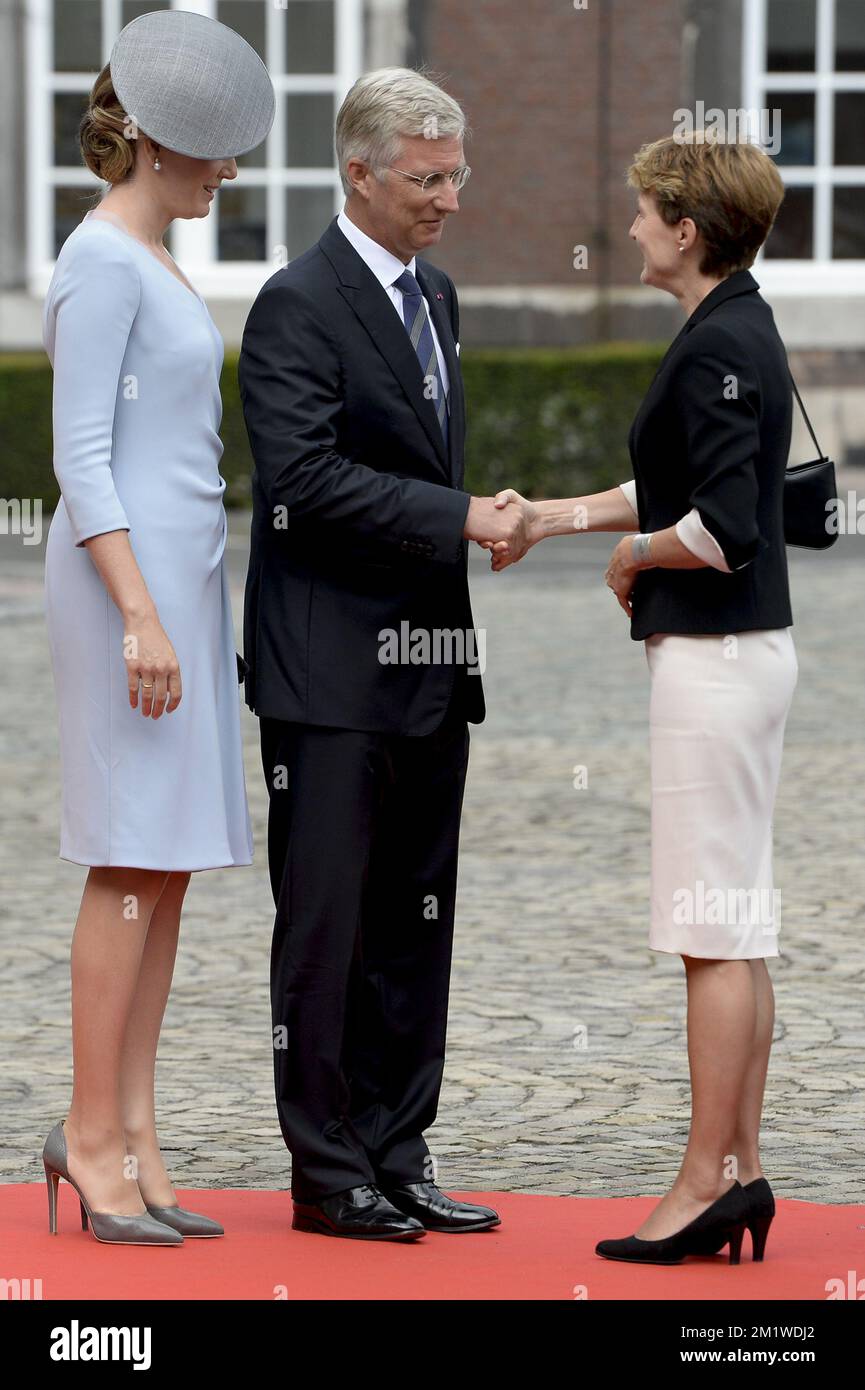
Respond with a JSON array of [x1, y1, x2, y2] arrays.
[[237, 216, 485, 734], [628, 269, 794, 640]]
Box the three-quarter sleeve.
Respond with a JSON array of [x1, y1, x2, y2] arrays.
[[673, 323, 768, 572], [618, 479, 638, 516], [675, 507, 732, 572], [47, 235, 141, 547]]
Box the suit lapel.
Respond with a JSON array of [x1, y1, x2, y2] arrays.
[[681, 268, 759, 334], [319, 219, 451, 480], [416, 262, 464, 486]]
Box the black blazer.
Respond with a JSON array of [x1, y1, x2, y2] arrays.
[[237, 216, 485, 734], [628, 269, 794, 640]]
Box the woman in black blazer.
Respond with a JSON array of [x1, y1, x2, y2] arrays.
[[490, 134, 795, 1264]]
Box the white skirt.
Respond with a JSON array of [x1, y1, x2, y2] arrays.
[[645, 628, 797, 959]]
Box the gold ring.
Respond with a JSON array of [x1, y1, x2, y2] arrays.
[[142, 683, 154, 689]]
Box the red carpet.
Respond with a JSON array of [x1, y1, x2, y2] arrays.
[[2, 1183, 861, 1300]]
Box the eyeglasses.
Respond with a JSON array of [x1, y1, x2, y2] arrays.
[[386, 165, 471, 193]]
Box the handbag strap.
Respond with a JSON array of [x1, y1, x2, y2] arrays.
[[789, 368, 825, 459]]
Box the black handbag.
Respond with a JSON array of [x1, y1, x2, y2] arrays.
[[784, 371, 838, 549]]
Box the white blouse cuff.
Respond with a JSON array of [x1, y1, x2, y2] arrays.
[[675, 507, 732, 572], [618, 479, 638, 516]]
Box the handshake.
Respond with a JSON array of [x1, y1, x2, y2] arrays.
[[463, 489, 541, 572]]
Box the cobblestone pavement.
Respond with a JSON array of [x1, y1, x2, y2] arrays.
[[1, 516, 863, 1203]]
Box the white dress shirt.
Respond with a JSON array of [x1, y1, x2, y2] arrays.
[[336, 207, 450, 399], [618, 479, 731, 572]]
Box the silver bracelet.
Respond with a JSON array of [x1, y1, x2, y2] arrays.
[[631, 532, 653, 567]]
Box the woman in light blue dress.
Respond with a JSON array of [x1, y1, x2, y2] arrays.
[[45, 208, 253, 871], [40, 11, 274, 1246]]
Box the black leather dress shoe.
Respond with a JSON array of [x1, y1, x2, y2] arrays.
[[380, 1181, 501, 1232], [291, 1184, 426, 1240]]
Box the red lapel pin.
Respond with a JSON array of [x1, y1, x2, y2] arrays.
[[436, 292, 444, 300]]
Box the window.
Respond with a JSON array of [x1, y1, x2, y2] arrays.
[[743, 0, 865, 288], [27, 0, 363, 297]]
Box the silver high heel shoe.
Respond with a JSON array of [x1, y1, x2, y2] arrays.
[[145, 1203, 224, 1237], [42, 1120, 184, 1246]]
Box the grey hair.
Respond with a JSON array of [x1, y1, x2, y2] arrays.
[[335, 66, 468, 196]]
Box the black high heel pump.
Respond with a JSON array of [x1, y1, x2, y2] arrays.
[[701, 1176, 776, 1261], [595, 1180, 750, 1265], [742, 1176, 775, 1261]]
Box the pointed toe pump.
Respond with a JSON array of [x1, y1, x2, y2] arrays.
[[42, 1120, 184, 1246], [145, 1203, 224, 1237]]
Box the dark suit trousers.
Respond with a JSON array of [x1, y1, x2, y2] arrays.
[[259, 691, 471, 1202]]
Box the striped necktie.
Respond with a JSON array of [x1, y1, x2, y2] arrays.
[[393, 268, 449, 448]]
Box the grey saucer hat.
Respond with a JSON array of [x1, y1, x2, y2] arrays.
[[109, 8, 275, 160]]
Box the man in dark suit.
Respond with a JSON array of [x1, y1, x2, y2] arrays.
[[238, 68, 532, 1239]]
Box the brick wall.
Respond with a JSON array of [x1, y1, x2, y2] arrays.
[[419, 0, 687, 289]]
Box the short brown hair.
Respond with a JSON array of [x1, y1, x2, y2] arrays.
[[626, 131, 786, 276], [79, 64, 137, 184]]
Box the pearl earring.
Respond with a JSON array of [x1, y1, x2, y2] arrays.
[[153, 159, 161, 171]]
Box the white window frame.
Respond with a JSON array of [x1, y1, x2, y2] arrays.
[[26, 0, 363, 299], [744, 0, 865, 294]]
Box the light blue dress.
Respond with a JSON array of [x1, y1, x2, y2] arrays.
[[42, 209, 253, 870]]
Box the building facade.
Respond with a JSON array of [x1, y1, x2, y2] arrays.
[[1, 0, 863, 466]]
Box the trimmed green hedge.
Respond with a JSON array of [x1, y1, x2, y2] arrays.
[[1, 344, 665, 508]]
